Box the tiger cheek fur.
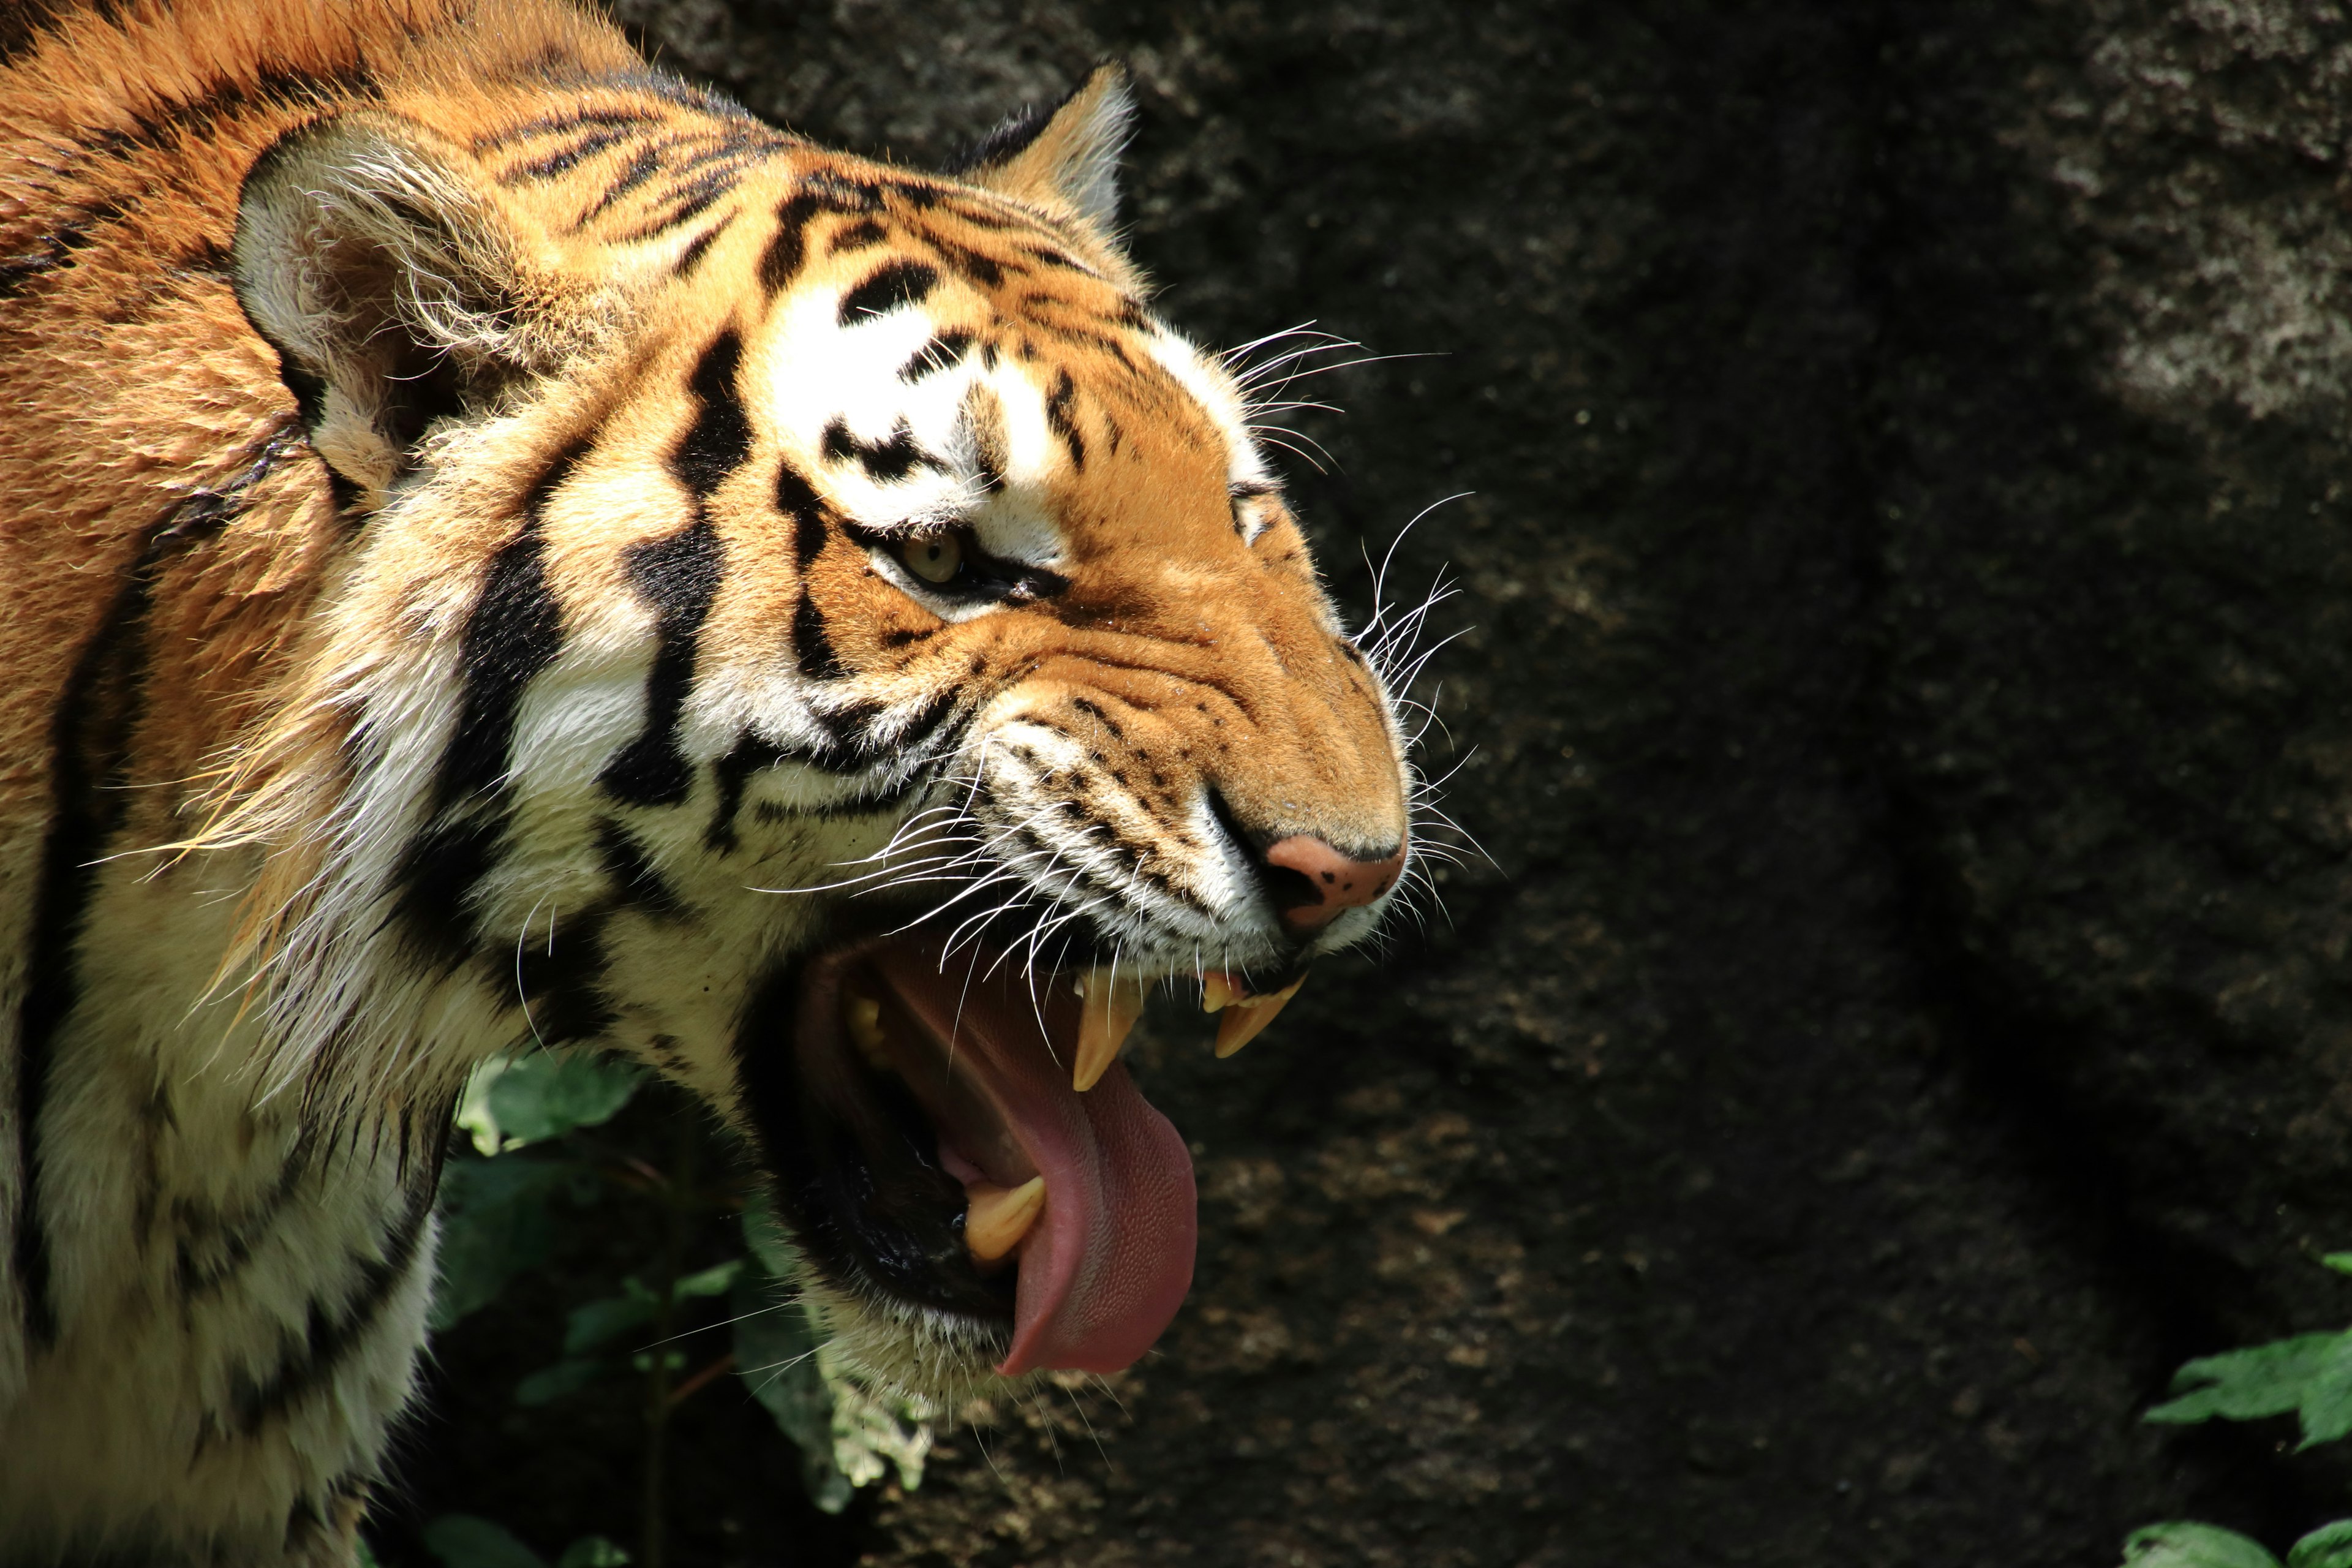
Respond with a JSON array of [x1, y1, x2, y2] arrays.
[[0, 1, 1414, 1560]]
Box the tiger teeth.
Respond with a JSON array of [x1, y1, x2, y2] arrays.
[[844, 992, 889, 1069], [1071, 969, 1149, 1092], [1213, 975, 1306, 1059], [1200, 973, 1241, 1014], [964, 1176, 1046, 1262]]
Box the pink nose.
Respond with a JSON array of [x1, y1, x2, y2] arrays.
[[1264, 835, 1408, 932]]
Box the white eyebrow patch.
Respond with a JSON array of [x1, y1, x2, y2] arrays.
[[1146, 325, 1270, 490], [753, 283, 1074, 565]]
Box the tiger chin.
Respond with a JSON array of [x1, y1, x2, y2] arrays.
[[0, 0, 1415, 1561]]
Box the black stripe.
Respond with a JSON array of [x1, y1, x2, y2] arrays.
[[225, 1170, 437, 1437], [673, 220, 728, 279], [505, 125, 637, 181], [156, 430, 301, 545], [577, 143, 666, 224], [837, 260, 940, 326], [472, 107, 658, 156], [775, 461, 829, 570], [596, 817, 683, 918], [671, 331, 752, 497], [616, 166, 743, 243], [760, 181, 883, 295], [393, 445, 579, 965], [176, 1137, 314, 1303], [600, 520, 725, 806], [515, 908, 616, 1044], [924, 236, 1006, 289], [1045, 369, 1086, 470], [820, 418, 938, 483], [429, 448, 580, 813], [391, 816, 501, 971], [13, 526, 174, 1343], [889, 686, 967, 755], [707, 733, 780, 852], [794, 592, 850, 681], [0, 194, 129, 301], [828, 218, 889, 254]]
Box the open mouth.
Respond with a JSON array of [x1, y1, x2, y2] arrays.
[[755, 932, 1305, 1376]]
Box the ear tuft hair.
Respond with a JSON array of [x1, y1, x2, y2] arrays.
[[955, 64, 1134, 238], [232, 112, 589, 505]]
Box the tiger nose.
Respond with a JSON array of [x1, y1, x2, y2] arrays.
[[1263, 835, 1408, 933]]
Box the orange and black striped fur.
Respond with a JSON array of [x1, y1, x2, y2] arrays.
[[0, 1, 1415, 1561]]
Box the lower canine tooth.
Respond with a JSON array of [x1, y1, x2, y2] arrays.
[[1071, 968, 1149, 1092], [964, 1176, 1046, 1262], [1214, 975, 1306, 1059]]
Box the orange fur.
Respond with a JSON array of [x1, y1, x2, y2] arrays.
[[0, 2, 1409, 1557]]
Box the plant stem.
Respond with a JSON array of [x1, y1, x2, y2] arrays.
[[639, 1121, 695, 1568]]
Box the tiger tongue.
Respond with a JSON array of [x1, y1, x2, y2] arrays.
[[866, 943, 1197, 1375]]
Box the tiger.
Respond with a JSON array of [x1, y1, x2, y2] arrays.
[[0, 0, 1417, 1561]]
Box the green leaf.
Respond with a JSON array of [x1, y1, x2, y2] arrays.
[[563, 1278, 660, 1357], [481, 1050, 644, 1148], [673, 1259, 745, 1300], [555, 1539, 631, 1568], [2321, 1254, 2352, 1278], [428, 1157, 575, 1331], [2288, 1521, 2352, 1568], [421, 1515, 548, 1568], [514, 1357, 608, 1407], [356, 1539, 386, 1568], [2147, 1335, 2350, 1426], [2122, 1522, 2283, 1568], [2296, 1338, 2352, 1447]]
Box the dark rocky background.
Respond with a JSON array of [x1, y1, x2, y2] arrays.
[[393, 1, 2352, 1564]]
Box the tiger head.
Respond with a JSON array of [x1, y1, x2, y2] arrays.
[[225, 59, 1413, 1390]]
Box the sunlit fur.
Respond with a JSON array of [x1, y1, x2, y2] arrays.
[[0, 1, 1412, 1561]]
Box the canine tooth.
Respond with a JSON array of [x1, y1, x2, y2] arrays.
[[1072, 969, 1149, 1092], [1201, 973, 1240, 1014], [965, 1176, 1046, 1262], [1213, 976, 1306, 1059], [845, 993, 888, 1067]]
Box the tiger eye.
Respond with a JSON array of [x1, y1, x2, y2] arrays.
[[903, 531, 963, 584]]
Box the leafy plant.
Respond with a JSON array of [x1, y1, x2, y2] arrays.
[[2118, 1255, 2352, 1567], [391, 1047, 933, 1566]]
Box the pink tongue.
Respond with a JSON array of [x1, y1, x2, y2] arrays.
[[868, 944, 1197, 1375]]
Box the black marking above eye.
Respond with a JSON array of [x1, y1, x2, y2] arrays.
[[820, 418, 938, 482], [838, 259, 940, 325], [897, 330, 976, 382]]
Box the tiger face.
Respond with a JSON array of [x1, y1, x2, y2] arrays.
[[228, 66, 1411, 1389]]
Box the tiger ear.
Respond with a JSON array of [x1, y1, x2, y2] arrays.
[[955, 64, 1134, 239], [232, 113, 581, 505]]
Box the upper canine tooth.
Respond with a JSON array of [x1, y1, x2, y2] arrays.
[[1072, 968, 1149, 1092], [844, 993, 889, 1068], [1201, 973, 1241, 1014], [964, 1175, 1047, 1262], [1213, 975, 1306, 1059]]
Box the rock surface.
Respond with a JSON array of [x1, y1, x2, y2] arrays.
[[450, 0, 2352, 1561]]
